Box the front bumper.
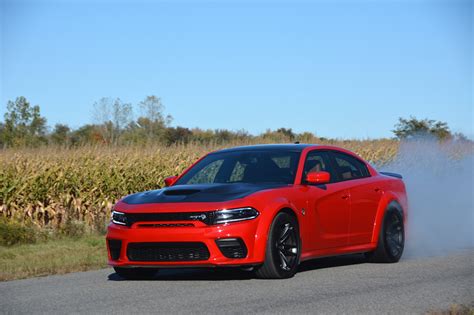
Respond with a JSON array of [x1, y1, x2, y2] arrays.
[[106, 218, 265, 267]]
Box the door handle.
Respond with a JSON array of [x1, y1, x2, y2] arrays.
[[374, 187, 382, 193], [341, 194, 350, 200]]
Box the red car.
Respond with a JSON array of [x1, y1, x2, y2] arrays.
[[107, 144, 407, 279]]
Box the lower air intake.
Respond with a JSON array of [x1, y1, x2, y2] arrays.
[[215, 238, 248, 259], [107, 239, 122, 260], [127, 242, 210, 262]]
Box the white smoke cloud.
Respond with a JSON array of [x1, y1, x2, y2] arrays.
[[382, 138, 474, 257]]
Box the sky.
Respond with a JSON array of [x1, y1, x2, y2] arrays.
[[0, 0, 472, 139]]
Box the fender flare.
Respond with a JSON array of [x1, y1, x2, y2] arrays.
[[371, 194, 404, 244], [253, 198, 301, 261]]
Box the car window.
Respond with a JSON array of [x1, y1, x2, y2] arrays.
[[177, 150, 301, 185], [187, 159, 224, 184], [331, 152, 370, 181], [302, 151, 335, 183]]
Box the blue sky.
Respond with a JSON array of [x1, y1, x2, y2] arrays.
[[1, 0, 472, 139]]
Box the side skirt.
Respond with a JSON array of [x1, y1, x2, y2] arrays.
[[300, 243, 377, 262]]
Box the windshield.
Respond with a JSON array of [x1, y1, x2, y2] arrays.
[[175, 150, 301, 185]]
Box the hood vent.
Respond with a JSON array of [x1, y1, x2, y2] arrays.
[[163, 189, 200, 196]]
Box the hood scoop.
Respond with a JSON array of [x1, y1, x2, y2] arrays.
[[163, 189, 201, 196]]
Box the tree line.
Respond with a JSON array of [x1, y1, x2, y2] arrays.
[[0, 95, 465, 148]]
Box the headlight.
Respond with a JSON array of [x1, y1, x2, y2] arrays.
[[212, 207, 259, 225], [111, 210, 127, 226]]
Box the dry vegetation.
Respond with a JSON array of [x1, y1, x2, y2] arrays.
[[0, 235, 106, 281], [0, 139, 398, 232], [427, 304, 474, 315]]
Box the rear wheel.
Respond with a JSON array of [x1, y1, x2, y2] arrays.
[[114, 267, 158, 280], [255, 212, 301, 279], [366, 205, 405, 263]]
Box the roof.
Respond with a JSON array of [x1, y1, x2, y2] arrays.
[[212, 143, 316, 154]]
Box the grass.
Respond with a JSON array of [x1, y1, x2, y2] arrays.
[[427, 305, 474, 315], [0, 234, 107, 281]]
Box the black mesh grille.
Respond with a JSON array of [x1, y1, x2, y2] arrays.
[[107, 239, 122, 260], [137, 223, 195, 228], [215, 238, 247, 259], [122, 212, 215, 227], [127, 242, 210, 262]]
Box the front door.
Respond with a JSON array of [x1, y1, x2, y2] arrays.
[[303, 151, 351, 250]]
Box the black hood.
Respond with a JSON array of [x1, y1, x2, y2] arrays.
[[122, 183, 287, 204]]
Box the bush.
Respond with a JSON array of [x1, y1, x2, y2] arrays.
[[0, 220, 38, 246], [59, 220, 86, 238]]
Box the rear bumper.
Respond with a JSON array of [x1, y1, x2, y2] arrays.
[[106, 218, 265, 267]]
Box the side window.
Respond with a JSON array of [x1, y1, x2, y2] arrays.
[[331, 152, 370, 181], [302, 151, 334, 183], [229, 161, 246, 182]]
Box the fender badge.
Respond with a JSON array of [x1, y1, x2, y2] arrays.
[[301, 208, 306, 216]]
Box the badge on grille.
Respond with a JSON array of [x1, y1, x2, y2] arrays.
[[189, 214, 207, 220]]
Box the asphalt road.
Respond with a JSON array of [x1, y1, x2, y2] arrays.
[[1, 250, 472, 314]]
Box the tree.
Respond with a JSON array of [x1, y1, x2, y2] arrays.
[[0, 122, 5, 148], [164, 127, 192, 145], [262, 128, 296, 142], [70, 124, 103, 145], [2, 96, 47, 147], [276, 128, 296, 141], [392, 117, 451, 140], [138, 96, 168, 124], [137, 96, 172, 142], [92, 97, 133, 144], [50, 124, 71, 146], [296, 131, 316, 143]]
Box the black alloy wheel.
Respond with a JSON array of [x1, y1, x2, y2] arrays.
[[276, 222, 299, 271], [385, 211, 404, 258], [255, 212, 301, 279], [366, 204, 405, 263]]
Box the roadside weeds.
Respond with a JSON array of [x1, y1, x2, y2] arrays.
[[0, 235, 107, 281]]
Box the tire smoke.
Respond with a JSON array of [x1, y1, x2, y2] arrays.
[[382, 138, 474, 257]]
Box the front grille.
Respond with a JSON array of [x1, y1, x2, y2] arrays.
[[127, 242, 210, 262], [137, 223, 195, 228], [107, 239, 122, 260], [122, 212, 215, 227], [215, 238, 248, 259]]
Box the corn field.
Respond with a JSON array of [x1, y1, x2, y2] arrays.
[[0, 140, 400, 231]]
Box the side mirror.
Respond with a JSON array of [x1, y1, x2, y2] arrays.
[[305, 171, 330, 185], [164, 176, 178, 187]]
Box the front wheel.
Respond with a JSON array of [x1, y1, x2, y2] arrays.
[[114, 267, 158, 280], [255, 212, 301, 279], [366, 205, 405, 263]]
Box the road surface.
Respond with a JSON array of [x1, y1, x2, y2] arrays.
[[1, 250, 472, 314]]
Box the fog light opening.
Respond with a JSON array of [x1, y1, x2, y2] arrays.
[[215, 238, 248, 259]]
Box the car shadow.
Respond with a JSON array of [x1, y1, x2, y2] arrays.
[[298, 253, 367, 272], [107, 254, 367, 281]]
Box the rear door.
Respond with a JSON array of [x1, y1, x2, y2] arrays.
[[329, 151, 383, 245], [303, 150, 351, 250]]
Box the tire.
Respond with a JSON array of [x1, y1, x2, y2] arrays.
[[255, 212, 301, 279], [113, 267, 158, 280], [366, 204, 405, 263]]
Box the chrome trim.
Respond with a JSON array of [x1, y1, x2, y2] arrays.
[[111, 210, 127, 226], [213, 207, 259, 224]]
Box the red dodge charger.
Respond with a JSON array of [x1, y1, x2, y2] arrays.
[[107, 144, 407, 279]]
